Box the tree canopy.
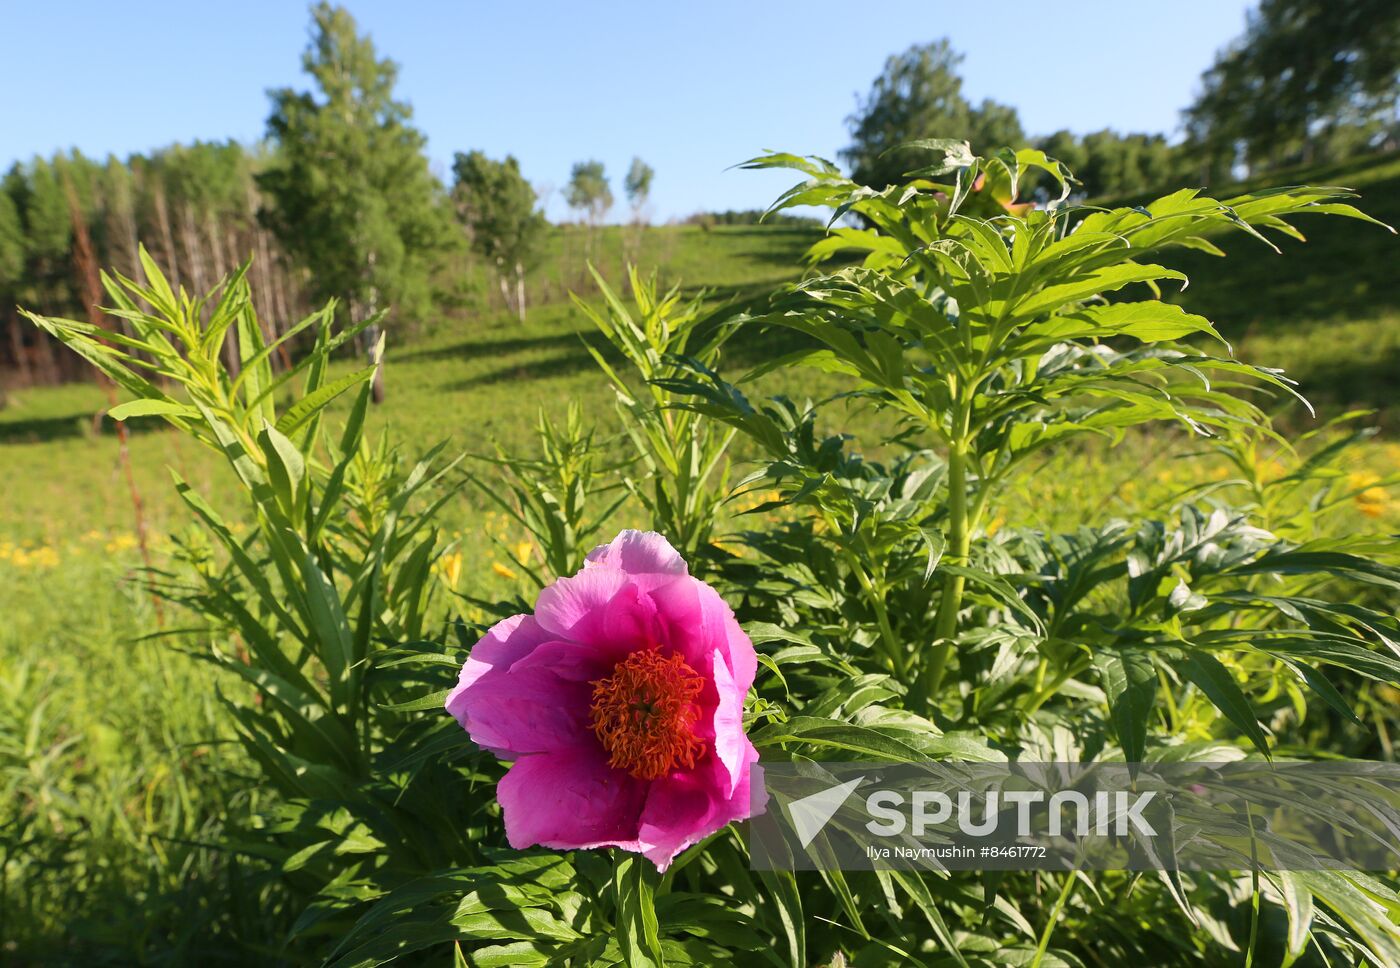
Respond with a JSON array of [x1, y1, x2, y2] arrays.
[[260, 2, 452, 344], [624, 157, 654, 222], [451, 150, 545, 321], [1185, 0, 1400, 177], [565, 160, 613, 225], [841, 40, 1024, 189]]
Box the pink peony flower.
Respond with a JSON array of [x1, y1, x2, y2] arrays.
[[446, 529, 762, 870]]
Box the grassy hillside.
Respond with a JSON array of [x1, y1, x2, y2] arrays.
[[1128, 152, 1400, 426], [0, 225, 824, 541]]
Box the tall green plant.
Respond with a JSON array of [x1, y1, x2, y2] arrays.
[[21, 251, 487, 958], [20, 143, 1400, 966], [468, 402, 628, 585], [261, 2, 454, 399], [679, 142, 1393, 702], [656, 143, 1400, 962], [577, 266, 737, 565]]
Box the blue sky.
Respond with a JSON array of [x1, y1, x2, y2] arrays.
[[3, 1, 1254, 221]]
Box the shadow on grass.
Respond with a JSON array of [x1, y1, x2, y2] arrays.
[[0, 409, 170, 444], [394, 331, 588, 367], [440, 348, 599, 391]]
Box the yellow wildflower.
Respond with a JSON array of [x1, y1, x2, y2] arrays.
[[711, 536, 749, 559], [492, 561, 518, 581], [1357, 488, 1389, 519], [513, 540, 534, 565], [1349, 472, 1389, 518], [437, 551, 463, 589]]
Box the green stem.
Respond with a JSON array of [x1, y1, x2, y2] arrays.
[[1023, 661, 1087, 717], [1031, 872, 1078, 968], [847, 548, 907, 678], [922, 432, 970, 702]]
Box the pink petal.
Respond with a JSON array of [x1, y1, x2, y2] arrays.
[[445, 614, 551, 727], [586, 529, 688, 579], [635, 742, 762, 870], [649, 577, 757, 696], [534, 570, 659, 656], [709, 647, 748, 797], [456, 641, 606, 758], [498, 744, 648, 853]]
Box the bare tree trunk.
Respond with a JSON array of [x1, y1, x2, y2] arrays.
[[269, 246, 295, 364], [245, 179, 292, 369], [177, 201, 207, 308], [365, 254, 385, 403], [515, 261, 526, 323], [497, 265, 512, 314], [37, 322, 61, 383], [205, 211, 242, 380], [151, 183, 181, 286]]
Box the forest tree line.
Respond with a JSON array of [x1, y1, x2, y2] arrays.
[[0, 143, 312, 386], [844, 1, 1399, 197]]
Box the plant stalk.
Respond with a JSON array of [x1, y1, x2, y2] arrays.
[[922, 433, 969, 702]]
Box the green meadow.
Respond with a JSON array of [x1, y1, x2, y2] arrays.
[[2, 161, 1397, 959]]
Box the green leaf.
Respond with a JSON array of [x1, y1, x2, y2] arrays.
[[614, 855, 664, 968], [275, 364, 378, 438], [107, 398, 195, 421], [259, 422, 307, 513], [755, 870, 805, 968], [1174, 652, 1271, 758], [752, 717, 932, 761], [1094, 650, 1157, 762]]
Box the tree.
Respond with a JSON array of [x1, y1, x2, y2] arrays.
[[565, 160, 612, 227], [842, 39, 1024, 188], [565, 159, 612, 266], [623, 157, 654, 225], [1184, 0, 1400, 177], [450, 150, 546, 322], [1031, 129, 1184, 200], [260, 2, 453, 401]]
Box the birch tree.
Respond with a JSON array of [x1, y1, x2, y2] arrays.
[[260, 2, 452, 402]]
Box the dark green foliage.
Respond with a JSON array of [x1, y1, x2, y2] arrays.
[[451, 151, 546, 321], [1184, 0, 1400, 178], [685, 209, 820, 227], [260, 2, 454, 336], [841, 40, 1025, 189], [451, 151, 545, 270], [1035, 129, 1185, 199], [0, 190, 23, 292]]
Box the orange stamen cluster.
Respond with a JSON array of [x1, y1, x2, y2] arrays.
[[589, 648, 706, 780]]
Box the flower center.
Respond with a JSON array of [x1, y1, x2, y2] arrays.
[[589, 648, 706, 780]]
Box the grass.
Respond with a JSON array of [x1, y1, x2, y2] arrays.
[[1, 169, 1398, 960]]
